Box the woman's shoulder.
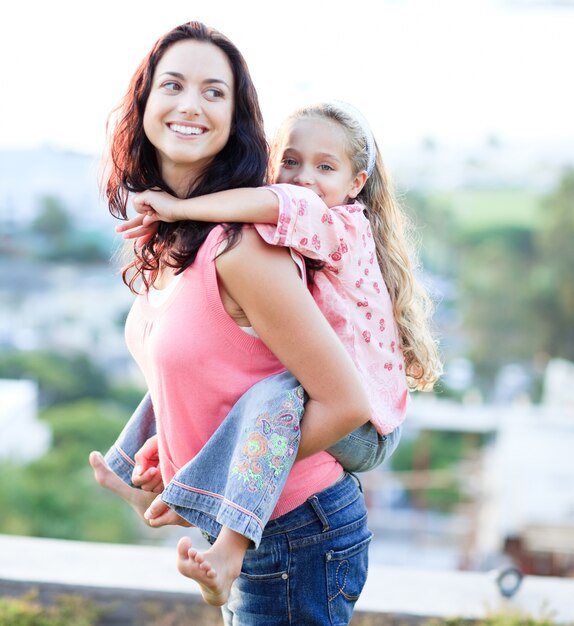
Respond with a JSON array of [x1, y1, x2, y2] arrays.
[[216, 226, 294, 281]]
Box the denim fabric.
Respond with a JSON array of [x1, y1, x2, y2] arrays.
[[161, 371, 303, 547], [220, 472, 371, 626], [104, 392, 156, 486], [329, 423, 402, 473], [104, 371, 399, 546]]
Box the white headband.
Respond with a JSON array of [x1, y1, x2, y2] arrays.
[[332, 100, 376, 176]]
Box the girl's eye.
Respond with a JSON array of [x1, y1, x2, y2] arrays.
[[318, 163, 334, 171], [282, 158, 297, 168]]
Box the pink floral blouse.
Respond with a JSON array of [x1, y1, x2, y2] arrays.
[[255, 184, 409, 435]]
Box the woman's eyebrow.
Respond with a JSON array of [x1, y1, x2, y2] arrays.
[[158, 71, 185, 79], [158, 72, 230, 89], [202, 78, 231, 89]]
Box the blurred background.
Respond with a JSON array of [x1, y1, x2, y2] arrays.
[[1, 0, 573, 583]]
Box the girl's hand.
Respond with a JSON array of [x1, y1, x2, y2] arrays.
[[132, 189, 183, 223], [115, 189, 183, 245]]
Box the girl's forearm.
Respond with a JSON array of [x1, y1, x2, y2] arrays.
[[181, 188, 279, 224]]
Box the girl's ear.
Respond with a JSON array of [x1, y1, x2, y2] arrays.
[[348, 170, 369, 200]]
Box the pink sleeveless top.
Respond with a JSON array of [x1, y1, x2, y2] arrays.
[[125, 225, 342, 519]]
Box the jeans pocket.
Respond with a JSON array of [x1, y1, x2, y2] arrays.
[[240, 539, 288, 581], [326, 533, 372, 625]]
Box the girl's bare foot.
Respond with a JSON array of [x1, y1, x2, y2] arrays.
[[176, 530, 249, 606], [89, 451, 156, 524]]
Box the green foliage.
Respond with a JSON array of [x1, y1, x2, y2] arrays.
[[26, 194, 111, 263], [0, 591, 103, 626], [0, 400, 138, 543], [0, 350, 109, 407], [390, 431, 471, 512], [534, 167, 574, 360], [457, 224, 541, 385], [31, 196, 73, 239], [429, 188, 541, 233], [415, 169, 574, 394], [423, 609, 567, 626], [403, 189, 460, 277]]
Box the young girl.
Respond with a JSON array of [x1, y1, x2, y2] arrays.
[[101, 101, 442, 603]]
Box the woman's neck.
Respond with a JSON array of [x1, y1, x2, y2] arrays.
[[162, 162, 202, 198]]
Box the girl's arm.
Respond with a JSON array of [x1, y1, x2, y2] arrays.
[[116, 187, 281, 242], [117, 184, 356, 275], [216, 227, 371, 459]]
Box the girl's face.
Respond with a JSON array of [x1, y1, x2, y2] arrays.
[[143, 39, 235, 186], [274, 117, 366, 208]]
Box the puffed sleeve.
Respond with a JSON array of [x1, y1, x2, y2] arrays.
[[254, 183, 364, 271]]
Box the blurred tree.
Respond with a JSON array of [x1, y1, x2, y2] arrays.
[[27, 194, 111, 263], [534, 167, 574, 360], [391, 430, 469, 512], [455, 167, 574, 394], [0, 400, 138, 542], [0, 350, 109, 407], [403, 190, 459, 277], [457, 225, 540, 387], [31, 195, 73, 239]]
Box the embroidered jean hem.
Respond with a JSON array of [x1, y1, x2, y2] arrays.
[[163, 371, 304, 548], [104, 392, 156, 487], [103, 371, 400, 548]]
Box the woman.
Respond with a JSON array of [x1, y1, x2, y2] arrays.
[[91, 21, 372, 625]]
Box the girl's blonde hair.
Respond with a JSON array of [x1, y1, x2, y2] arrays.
[[271, 102, 443, 391]]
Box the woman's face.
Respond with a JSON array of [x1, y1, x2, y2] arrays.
[[143, 39, 235, 184]]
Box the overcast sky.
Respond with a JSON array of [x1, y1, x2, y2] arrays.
[[1, 0, 573, 155]]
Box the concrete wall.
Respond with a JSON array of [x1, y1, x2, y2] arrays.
[[1, 535, 574, 624]]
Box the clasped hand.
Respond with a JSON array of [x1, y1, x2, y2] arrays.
[[131, 434, 191, 528], [116, 189, 180, 246]]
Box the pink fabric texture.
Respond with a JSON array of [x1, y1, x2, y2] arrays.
[[124, 225, 342, 519], [256, 184, 409, 435]]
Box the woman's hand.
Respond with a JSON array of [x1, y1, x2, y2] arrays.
[[115, 213, 158, 246], [131, 435, 164, 493], [144, 494, 193, 528]]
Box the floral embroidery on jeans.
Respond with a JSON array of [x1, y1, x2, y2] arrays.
[[231, 388, 303, 493]]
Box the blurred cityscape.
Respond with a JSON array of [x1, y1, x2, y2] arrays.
[[1, 138, 573, 585]]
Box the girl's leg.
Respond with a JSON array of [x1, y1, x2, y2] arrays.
[[89, 450, 156, 523], [176, 527, 250, 606], [164, 371, 303, 602], [104, 392, 157, 486], [328, 422, 402, 473]]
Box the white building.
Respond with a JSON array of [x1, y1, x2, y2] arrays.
[[0, 379, 51, 463]]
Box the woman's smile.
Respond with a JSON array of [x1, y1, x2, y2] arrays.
[[167, 122, 206, 136]]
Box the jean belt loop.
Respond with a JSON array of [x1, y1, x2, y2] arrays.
[[308, 495, 330, 532]]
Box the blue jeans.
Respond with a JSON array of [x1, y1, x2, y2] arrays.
[[105, 371, 400, 547], [222, 472, 371, 626]]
